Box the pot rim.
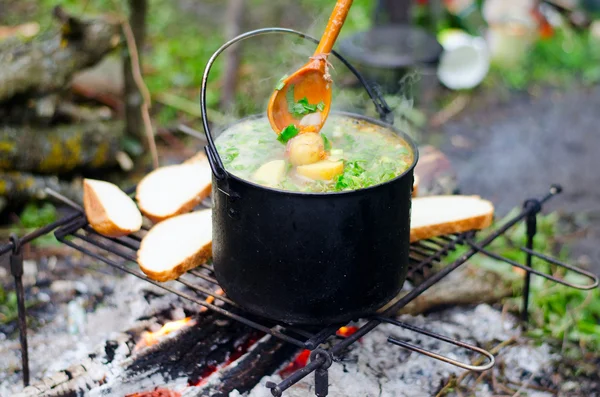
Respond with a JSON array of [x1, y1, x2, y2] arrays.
[[214, 111, 420, 197]]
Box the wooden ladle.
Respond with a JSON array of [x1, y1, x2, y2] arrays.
[[267, 0, 353, 135]]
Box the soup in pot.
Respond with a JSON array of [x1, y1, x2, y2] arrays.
[[214, 114, 414, 193]]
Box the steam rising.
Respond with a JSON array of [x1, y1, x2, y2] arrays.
[[207, 5, 424, 146]]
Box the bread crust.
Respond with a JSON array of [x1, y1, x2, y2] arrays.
[[83, 179, 142, 238], [137, 210, 213, 282], [409, 195, 494, 242], [138, 241, 212, 282], [136, 162, 212, 223], [409, 212, 493, 242], [138, 182, 212, 223]]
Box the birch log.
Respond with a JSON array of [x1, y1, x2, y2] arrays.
[[0, 171, 83, 204], [0, 121, 124, 174], [0, 7, 120, 102]]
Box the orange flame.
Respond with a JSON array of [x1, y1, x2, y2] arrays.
[[136, 318, 194, 350]]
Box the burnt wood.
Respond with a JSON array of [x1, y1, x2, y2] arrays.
[[15, 313, 295, 397]]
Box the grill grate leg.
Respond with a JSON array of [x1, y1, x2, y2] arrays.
[[10, 234, 30, 386], [521, 200, 540, 324], [315, 367, 329, 397]]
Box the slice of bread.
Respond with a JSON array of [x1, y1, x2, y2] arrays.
[[410, 195, 494, 242], [83, 179, 143, 237], [136, 157, 212, 223], [137, 209, 212, 282]]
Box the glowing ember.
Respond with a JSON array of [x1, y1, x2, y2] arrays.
[[126, 388, 181, 397], [278, 349, 311, 379], [188, 332, 265, 387], [200, 288, 224, 313], [189, 365, 218, 388], [336, 326, 359, 338], [135, 318, 194, 351]]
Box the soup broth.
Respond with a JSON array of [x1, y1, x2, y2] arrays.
[[214, 114, 414, 193]]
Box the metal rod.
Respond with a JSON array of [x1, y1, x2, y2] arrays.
[[44, 188, 84, 212], [0, 212, 80, 256], [274, 324, 315, 340], [188, 269, 219, 284], [520, 247, 599, 289], [266, 356, 327, 397], [378, 317, 495, 372], [465, 242, 599, 290], [175, 277, 237, 306], [9, 235, 29, 386], [73, 232, 138, 263], [84, 227, 141, 251], [410, 246, 441, 258], [304, 324, 343, 350], [522, 205, 536, 323]]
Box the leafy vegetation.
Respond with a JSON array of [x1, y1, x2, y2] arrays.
[[492, 26, 600, 90], [0, 285, 19, 325], [6, 202, 61, 247]]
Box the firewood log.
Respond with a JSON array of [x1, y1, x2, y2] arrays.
[[0, 170, 82, 205], [379, 264, 515, 316], [0, 7, 121, 103], [0, 121, 124, 174]]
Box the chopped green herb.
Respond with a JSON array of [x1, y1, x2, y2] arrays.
[[275, 74, 288, 91], [322, 133, 331, 151], [222, 147, 240, 164], [334, 160, 366, 191], [277, 124, 300, 144], [285, 90, 325, 119], [290, 97, 322, 118]]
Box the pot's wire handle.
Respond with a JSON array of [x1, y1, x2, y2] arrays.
[[199, 27, 394, 179]]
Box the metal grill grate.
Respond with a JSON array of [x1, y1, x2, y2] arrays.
[[3, 185, 599, 396]]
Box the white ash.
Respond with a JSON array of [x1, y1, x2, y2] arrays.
[[0, 272, 182, 396], [242, 304, 556, 397]]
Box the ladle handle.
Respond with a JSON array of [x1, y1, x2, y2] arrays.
[[200, 28, 392, 181], [314, 0, 354, 56]]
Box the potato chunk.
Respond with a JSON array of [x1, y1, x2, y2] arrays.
[[252, 160, 286, 187], [296, 160, 344, 181], [286, 133, 325, 166]]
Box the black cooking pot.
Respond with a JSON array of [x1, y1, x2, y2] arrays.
[[200, 28, 419, 325]]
